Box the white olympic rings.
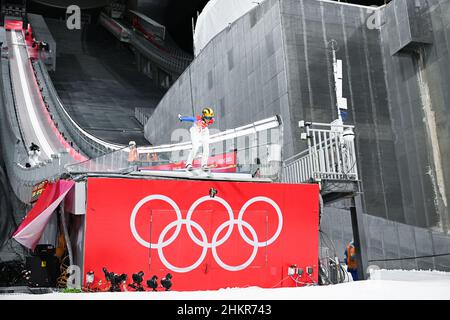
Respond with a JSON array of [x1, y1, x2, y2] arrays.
[[130, 195, 283, 273]]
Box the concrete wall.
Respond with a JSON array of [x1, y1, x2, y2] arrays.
[[381, 0, 450, 230], [145, 0, 404, 224], [145, 0, 291, 153], [278, 1, 407, 226], [321, 207, 450, 272]]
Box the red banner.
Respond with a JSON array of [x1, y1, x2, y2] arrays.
[[140, 151, 237, 173], [84, 178, 319, 291], [13, 180, 75, 250]]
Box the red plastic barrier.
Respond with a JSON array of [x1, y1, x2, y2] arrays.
[[140, 151, 237, 173], [84, 178, 319, 291], [5, 20, 23, 31]]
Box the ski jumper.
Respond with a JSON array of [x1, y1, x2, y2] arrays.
[[180, 115, 214, 167]]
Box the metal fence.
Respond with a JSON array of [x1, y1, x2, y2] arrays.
[[68, 116, 283, 180], [99, 12, 130, 43], [134, 107, 150, 126], [283, 122, 358, 184], [131, 32, 192, 75], [66, 146, 132, 174], [33, 60, 123, 158]]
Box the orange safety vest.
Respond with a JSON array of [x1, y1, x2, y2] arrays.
[[146, 153, 158, 162], [128, 148, 138, 162], [346, 244, 357, 270]]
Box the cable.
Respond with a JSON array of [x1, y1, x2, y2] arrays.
[[148, 213, 153, 269], [318, 263, 332, 285], [368, 252, 450, 262], [318, 230, 351, 285], [56, 254, 70, 288], [59, 204, 73, 267], [271, 275, 290, 288], [320, 257, 346, 285], [305, 273, 318, 286], [289, 275, 314, 287], [319, 229, 339, 259], [319, 231, 339, 283]]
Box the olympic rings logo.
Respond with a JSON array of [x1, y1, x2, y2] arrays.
[[130, 195, 283, 273]]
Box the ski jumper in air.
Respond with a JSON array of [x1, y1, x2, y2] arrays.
[[178, 107, 215, 171]]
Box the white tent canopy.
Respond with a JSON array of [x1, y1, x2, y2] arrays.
[[193, 0, 260, 56]]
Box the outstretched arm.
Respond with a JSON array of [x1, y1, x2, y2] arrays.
[[178, 114, 196, 122]]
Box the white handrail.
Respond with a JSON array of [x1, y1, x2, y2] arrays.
[[138, 116, 281, 154], [283, 122, 358, 183]]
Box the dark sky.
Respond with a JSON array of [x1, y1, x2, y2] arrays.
[[164, 0, 209, 52]]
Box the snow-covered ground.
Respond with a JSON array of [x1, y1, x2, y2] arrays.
[[1, 269, 450, 300]]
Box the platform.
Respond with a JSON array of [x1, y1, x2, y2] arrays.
[[320, 180, 360, 204], [129, 169, 272, 182]]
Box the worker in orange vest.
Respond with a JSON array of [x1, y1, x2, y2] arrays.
[[146, 152, 158, 162], [128, 141, 138, 164], [344, 241, 359, 281]]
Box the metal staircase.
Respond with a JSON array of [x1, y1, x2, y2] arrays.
[[282, 121, 360, 203], [282, 120, 368, 280]]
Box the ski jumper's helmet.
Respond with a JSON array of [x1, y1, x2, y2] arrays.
[[202, 107, 214, 118]]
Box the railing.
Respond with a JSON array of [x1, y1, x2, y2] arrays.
[[33, 60, 123, 158], [134, 107, 150, 126], [129, 10, 166, 40], [130, 31, 192, 75], [67, 116, 283, 180], [283, 122, 358, 184], [99, 11, 192, 77], [65, 146, 132, 174], [2, 42, 125, 203], [99, 12, 130, 43], [0, 59, 67, 203]]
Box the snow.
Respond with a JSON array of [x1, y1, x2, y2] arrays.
[[1, 269, 450, 300]]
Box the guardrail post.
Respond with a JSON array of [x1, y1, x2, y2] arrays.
[[306, 125, 314, 182]]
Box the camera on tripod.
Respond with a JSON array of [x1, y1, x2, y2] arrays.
[[102, 267, 127, 292], [128, 271, 145, 291], [161, 273, 173, 291]]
